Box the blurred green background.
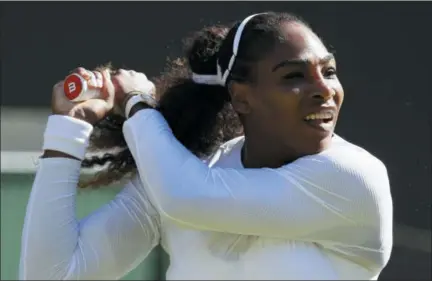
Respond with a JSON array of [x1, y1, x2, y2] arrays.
[[0, 173, 168, 280]]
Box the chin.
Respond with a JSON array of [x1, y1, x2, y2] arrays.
[[296, 132, 334, 157]]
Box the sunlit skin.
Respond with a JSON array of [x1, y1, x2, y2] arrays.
[[230, 22, 345, 169]]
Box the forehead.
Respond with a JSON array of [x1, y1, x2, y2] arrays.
[[271, 22, 329, 62]]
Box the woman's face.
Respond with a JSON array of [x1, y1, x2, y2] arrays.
[[233, 21, 344, 158]]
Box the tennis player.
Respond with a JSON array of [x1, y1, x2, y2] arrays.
[[20, 12, 393, 280]]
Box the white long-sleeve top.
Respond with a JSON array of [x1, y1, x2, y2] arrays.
[[20, 110, 393, 280]]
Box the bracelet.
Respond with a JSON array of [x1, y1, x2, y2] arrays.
[[124, 92, 157, 119]]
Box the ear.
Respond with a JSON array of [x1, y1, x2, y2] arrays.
[[228, 82, 253, 115]]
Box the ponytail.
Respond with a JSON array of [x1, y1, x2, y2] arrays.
[[79, 25, 242, 188]]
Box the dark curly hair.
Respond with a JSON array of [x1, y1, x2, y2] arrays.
[[79, 11, 308, 188]]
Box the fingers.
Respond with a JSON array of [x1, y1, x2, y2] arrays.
[[51, 79, 75, 114], [52, 80, 66, 99], [113, 69, 154, 99], [62, 67, 153, 109], [93, 71, 103, 88], [71, 67, 92, 80], [101, 69, 115, 107], [114, 69, 147, 79], [52, 80, 64, 91], [70, 67, 103, 89], [52, 81, 64, 106], [117, 68, 129, 76]]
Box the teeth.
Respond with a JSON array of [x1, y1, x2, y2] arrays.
[[304, 112, 333, 121]]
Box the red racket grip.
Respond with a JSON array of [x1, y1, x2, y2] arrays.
[[63, 74, 87, 101], [63, 73, 100, 102]]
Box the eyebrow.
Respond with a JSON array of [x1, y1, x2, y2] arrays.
[[271, 53, 335, 72]]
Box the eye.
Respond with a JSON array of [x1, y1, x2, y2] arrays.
[[283, 72, 304, 80], [324, 67, 337, 78]]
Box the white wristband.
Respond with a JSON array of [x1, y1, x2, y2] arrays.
[[42, 115, 93, 160]]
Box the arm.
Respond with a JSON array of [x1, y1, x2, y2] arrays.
[[123, 109, 392, 241], [20, 116, 160, 280]]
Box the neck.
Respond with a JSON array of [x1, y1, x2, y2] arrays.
[[241, 136, 300, 169]]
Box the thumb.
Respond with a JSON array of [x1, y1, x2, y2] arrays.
[[101, 69, 115, 107]]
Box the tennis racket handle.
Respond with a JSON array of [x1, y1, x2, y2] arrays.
[[63, 73, 101, 102]]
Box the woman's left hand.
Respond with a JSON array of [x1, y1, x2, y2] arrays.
[[111, 69, 156, 114]]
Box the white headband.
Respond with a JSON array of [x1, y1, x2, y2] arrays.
[[191, 13, 264, 87]]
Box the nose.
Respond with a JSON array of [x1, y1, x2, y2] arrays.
[[309, 73, 335, 101]]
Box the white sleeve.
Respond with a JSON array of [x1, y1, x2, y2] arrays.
[[123, 110, 392, 257], [20, 116, 160, 280]]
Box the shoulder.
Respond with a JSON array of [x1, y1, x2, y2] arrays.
[[298, 134, 388, 180], [324, 136, 393, 270], [288, 135, 392, 216], [327, 135, 388, 182]]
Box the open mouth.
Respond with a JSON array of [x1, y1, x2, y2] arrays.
[[303, 112, 335, 131]]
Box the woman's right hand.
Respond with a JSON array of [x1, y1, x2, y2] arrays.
[[52, 67, 115, 125]]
